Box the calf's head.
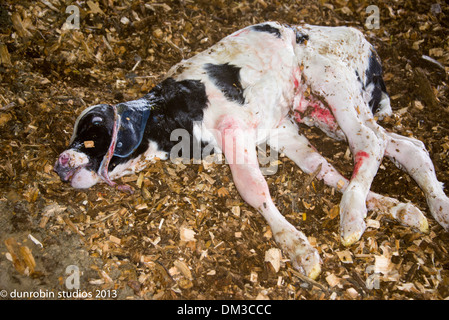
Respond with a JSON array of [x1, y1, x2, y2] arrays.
[[54, 102, 150, 189]]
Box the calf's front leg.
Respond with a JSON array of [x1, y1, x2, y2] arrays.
[[215, 116, 321, 279]]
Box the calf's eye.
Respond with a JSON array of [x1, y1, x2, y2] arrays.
[[92, 116, 103, 125]]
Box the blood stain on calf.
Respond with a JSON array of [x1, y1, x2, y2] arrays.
[[352, 151, 370, 178], [310, 104, 335, 127], [294, 77, 300, 89]]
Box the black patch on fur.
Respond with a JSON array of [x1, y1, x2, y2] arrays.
[[365, 50, 388, 115], [252, 23, 281, 38], [204, 63, 245, 105], [284, 24, 308, 44], [355, 70, 364, 88], [69, 104, 115, 172], [295, 31, 309, 44], [108, 78, 209, 170]]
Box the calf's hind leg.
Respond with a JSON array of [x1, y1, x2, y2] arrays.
[[215, 116, 321, 279], [386, 132, 449, 229], [268, 119, 428, 233], [302, 57, 388, 245]]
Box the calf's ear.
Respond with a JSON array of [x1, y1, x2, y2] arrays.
[[114, 105, 151, 158]]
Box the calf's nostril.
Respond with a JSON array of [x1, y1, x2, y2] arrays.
[[59, 153, 70, 167]]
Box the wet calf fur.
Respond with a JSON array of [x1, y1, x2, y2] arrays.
[[55, 22, 449, 279]]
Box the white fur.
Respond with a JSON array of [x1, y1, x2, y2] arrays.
[[71, 168, 99, 189], [109, 141, 168, 179], [164, 22, 448, 277], [64, 149, 89, 168], [61, 22, 449, 279]]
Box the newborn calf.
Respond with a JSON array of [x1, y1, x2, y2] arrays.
[[55, 22, 449, 279]]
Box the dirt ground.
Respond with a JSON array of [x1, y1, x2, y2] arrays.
[[1, 0, 449, 300]]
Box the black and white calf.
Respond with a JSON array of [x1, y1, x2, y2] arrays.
[[54, 22, 449, 279]]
